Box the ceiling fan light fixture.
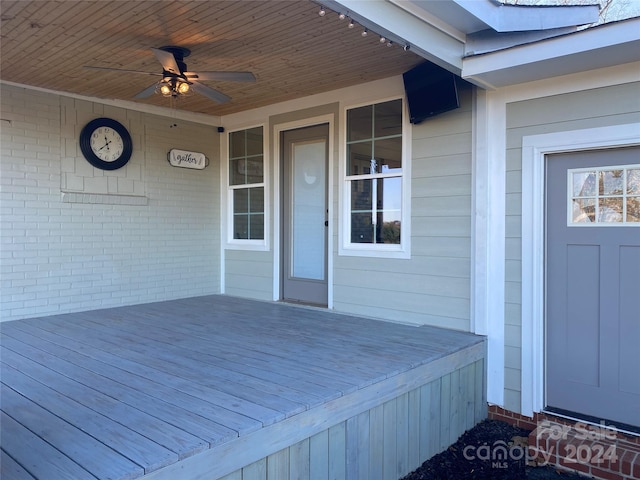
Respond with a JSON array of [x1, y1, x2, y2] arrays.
[[159, 82, 173, 96], [177, 81, 190, 94], [156, 77, 191, 97]]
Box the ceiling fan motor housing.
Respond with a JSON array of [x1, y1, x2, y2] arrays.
[[160, 46, 190, 79]]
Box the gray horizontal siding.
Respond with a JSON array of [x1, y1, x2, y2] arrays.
[[332, 285, 470, 330], [334, 85, 473, 330], [225, 250, 273, 300]]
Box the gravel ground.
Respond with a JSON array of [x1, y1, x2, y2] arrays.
[[400, 419, 587, 480]]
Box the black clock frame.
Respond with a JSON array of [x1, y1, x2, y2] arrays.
[[79, 117, 133, 170]]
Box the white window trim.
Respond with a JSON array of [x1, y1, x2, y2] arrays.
[[223, 123, 270, 251], [520, 123, 640, 417], [339, 96, 412, 259]]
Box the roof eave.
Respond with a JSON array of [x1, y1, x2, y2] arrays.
[[453, 0, 600, 33], [461, 17, 640, 89]]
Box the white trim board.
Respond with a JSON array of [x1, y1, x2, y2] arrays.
[[471, 88, 506, 408], [520, 123, 640, 417]]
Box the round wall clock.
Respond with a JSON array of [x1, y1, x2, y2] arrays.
[[79, 118, 133, 170]]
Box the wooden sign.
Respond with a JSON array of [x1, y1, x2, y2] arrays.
[[168, 149, 207, 169]]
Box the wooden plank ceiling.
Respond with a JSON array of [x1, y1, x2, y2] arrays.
[[0, 0, 424, 117]]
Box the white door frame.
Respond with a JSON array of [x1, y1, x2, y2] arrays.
[[520, 122, 640, 417], [273, 114, 335, 308]]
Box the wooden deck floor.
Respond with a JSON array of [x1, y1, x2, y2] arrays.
[[0, 295, 485, 480]]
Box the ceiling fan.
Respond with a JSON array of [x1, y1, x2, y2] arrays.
[[85, 46, 255, 104]]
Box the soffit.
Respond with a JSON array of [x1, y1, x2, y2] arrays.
[[0, 0, 423, 117]]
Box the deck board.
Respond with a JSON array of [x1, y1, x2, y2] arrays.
[[1, 450, 39, 480], [1, 360, 179, 473], [0, 295, 484, 480], [1, 338, 211, 458], [1, 332, 237, 447], [1, 412, 97, 480], [4, 321, 261, 436], [1, 386, 142, 480]]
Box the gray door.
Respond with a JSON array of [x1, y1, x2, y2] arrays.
[[281, 124, 329, 306], [546, 147, 640, 430]]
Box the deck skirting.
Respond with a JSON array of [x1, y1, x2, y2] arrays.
[[144, 344, 486, 480]]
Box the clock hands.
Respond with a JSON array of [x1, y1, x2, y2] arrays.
[[98, 136, 112, 151]]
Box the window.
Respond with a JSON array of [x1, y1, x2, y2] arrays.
[[229, 127, 265, 240], [569, 164, 640, 225], [345, 99, 405, 249]]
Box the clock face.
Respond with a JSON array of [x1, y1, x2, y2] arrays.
[[89, 126, 124, 163], [79, 118, 133, 170]]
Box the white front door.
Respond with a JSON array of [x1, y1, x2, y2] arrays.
[[545, 147, 640, 430]]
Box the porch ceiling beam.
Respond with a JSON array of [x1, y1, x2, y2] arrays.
[[327, 0, 465, 75]]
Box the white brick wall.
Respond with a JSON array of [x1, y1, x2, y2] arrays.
[[1, 85, 221, 322]]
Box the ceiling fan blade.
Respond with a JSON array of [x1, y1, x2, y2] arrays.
[[84, 65, 162, 76], [184, 71, 256, 82], [190, 81, 231, 104], [134, 83, 159, 99], [151, 47, 181, 74]]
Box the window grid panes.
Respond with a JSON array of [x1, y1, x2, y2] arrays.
[[346, 99, 403, 245], [229, 127, 265, 240], [569, 164, 640, 225]]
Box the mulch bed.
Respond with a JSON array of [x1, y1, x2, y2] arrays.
[[401, 419, 586, 480]]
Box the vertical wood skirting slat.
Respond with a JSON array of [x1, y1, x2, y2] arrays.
[[477, 357, 488, 422], [407, 389, 420, 473], [310, 430, 329, 480], [289, 438, 310, 480], [382, 398, 397, 480], [243, 458, 267, 480], [369, 404, 384, 480], [450, 368, 461, 446], [328, 422, 346, 479], [419, 381, 431, 461], [214, 359, 486, 480], [267, 448, 289, 479], [465, 364, 474, 429], [439, 374, 451, 451], [345, 415, 359, 479], [355, 410, 370, 480], [396, 393, 409, 478], [429, 377, 442, 458]]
